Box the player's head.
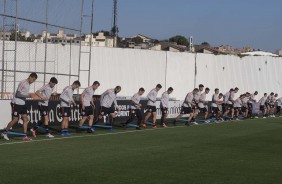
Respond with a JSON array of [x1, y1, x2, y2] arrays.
[[167, 87, 173, 94], [156, 84, 162, 91], [254, 91, 258, 95], [229, 88, 234, 92], [193, 88, 199, 94], [49, 77, 58, 88], [270, 92, 274, 96], [215, 88, 219, 94], [138, 87, 145, 95], [115, 86, 121, 94], [28, 72, 38, 84], [245, 92, 250, 97], [234, 87, 239, 93], [219, 93, 223, 99], [205, 87, 210, 94], [275, 93, 278, 97], [72, 80, 81, 89], [264, 93, 267, 97], [199, 84, 204, 91], [240, 94, 246, 98], [92, 81, 100, 90]]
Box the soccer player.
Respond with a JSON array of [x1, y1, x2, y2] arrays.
[[194, 84, 204, 110], [160, 87, 174, 127], [95, 86, 121, 125], [241, 93, 250, 118], [194, 87, 210, 123], [60, 80, 81, 136], [276, 95, 282, 116], [233, 94, 246, 120], [79, 81, 100, 133], [30, 77, 58, 138], [211, 89, 224, 121], [1, 73, 38, 141], [224, 87, 239, 119], [124, 87, 145, 129], [143, 84, 162, 128], [173, 88, 199, 126], [258, 93, 268, 118], [247, 91, 258, 118], [222, 88, 233, 117]]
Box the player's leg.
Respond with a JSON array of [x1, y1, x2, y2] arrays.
[[21, 114, 31, 141]]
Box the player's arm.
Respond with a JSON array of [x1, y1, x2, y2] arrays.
[[35, 90, 48, 100], [80, 92, 85, 110]]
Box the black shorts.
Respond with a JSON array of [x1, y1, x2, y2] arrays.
[[81, 106, 94, 116], [234, 107, 241, 112], [161, 107, 168, 115], [260, 105, 265, 111], [146, 105, 157, 113], [193, 103, 198, 110], [211, 107, 219, 114], [100, 106, 115, 116], [241, 107, 247, 112], [199, 107, 207, 113], [61, 107, 71, 117], [226, 104, 234, 110], [11, 103, 27, 117], [247, 103, 253, 109], [39, 105, 48, 116], [181, 107, 193, 114]]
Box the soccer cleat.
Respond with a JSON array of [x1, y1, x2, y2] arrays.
[[152, 125, 157, 129], [136, 127, 141, 130], [262, 116, 267, 119], [46, 133, 55, 138], [22, 136, 31, 141], [1, 133, 9, 141], [161, 123, 167, 127], [30, 128, 36, 137], [87, 128, 95, 133], [172, 120, 176, 126], [204, 120, 210, 123], [191, 122, 199, 125], [141, 123, 146, 128]]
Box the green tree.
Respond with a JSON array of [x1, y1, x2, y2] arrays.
[[132, 36, 143, 44], [9, 30, 26, 41], [201, 42, 210, 47], [169, 35, 189, 46]]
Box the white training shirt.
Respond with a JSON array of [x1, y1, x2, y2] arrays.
[[223, 92, 230, 103], [198, 92, 207, 108], [194, 91, 202, 102], [258, 96, 267, 106], [147, 88, 158, 106], [38, 83, 54, 106], [277, 97, 282, 107], [182, 92, 194, 107], [12, 79, 30, 105], [234, 98, 242, 108], [160, 91, 169, 108], [131, 93, 141, 109], [82, 86, 95, 107], [211, 93, 219, 107], [100, 88, 118, 108], [228, 91, 235, 104], [60, 86, 74, 107]]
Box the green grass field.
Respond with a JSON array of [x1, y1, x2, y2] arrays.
[[1, 118, 282, 184]]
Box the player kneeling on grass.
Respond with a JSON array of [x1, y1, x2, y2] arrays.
[[60, 80, 81, 136], [173, 88, 199, 126], [124, 87, 145, 129], [94, 86, 121, 126], [79, 81, 100, 133], [1, 73, 38, 141], [160, 87, 174, 127], [143, 84, 162, 128], [30, 77, 58, 138]]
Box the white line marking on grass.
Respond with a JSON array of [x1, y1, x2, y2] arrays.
[[0, 125, 186, 146]]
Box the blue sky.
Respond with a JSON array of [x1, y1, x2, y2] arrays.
[[1, 0, 282, 52]]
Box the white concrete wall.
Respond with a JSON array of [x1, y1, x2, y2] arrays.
[[1, 41, 282, 101]]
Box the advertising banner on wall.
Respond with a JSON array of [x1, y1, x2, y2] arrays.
[[0, 98, 183, 129]]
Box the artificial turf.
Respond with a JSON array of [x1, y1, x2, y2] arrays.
[[1, 118, 282, 184]]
